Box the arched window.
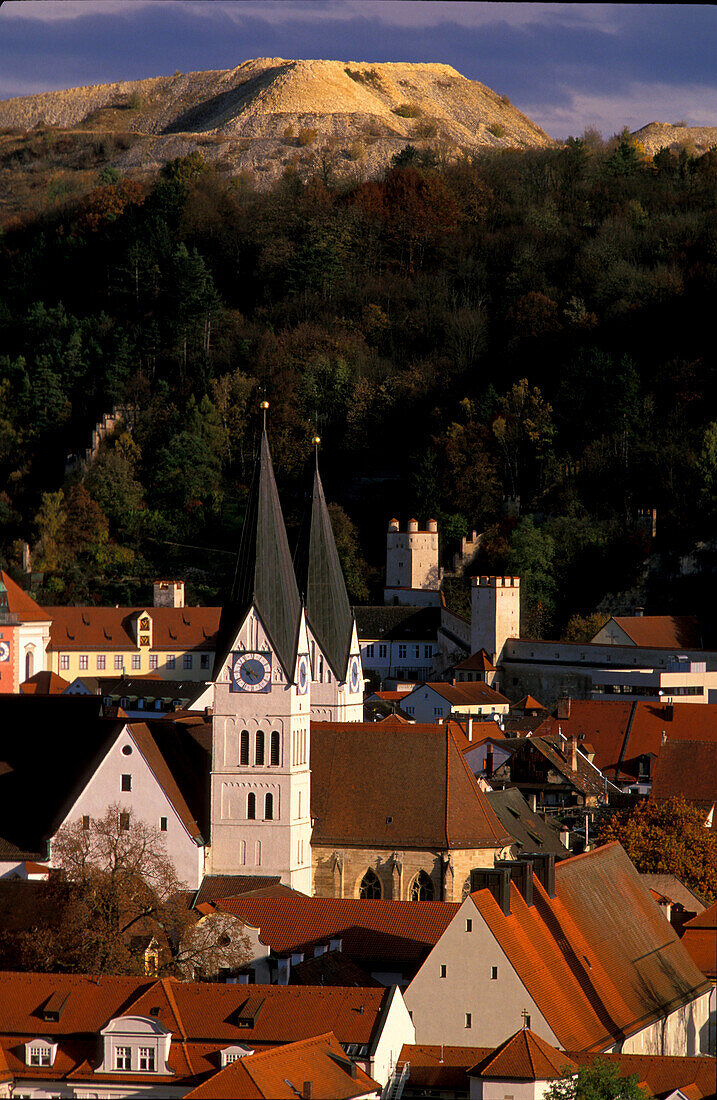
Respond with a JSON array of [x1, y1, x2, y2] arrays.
[[359, 869, 382, 899], [410, 871, 434, 901], [255, 731, 265, 766], [240, 730, 249, 767], [270, 731, 280, 766], [247, 793, 256, 820], [265, 793, 274, 820], [25, 650, 34, 680]]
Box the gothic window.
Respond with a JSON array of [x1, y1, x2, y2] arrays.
[[265, 793, 274, 820], [359, 869, 382, 899], [270, 731, 280, 766], [240, 730, 249, 766], [247, 793, 256, 820], [410, 871, 434, 901], [255, 731, 265, 766]]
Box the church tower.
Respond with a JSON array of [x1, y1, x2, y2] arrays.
[[294, 440, 364, 722], [210, 414, 312, 892]]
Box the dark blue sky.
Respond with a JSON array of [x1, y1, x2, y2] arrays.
[[2, 2, 715, 139]]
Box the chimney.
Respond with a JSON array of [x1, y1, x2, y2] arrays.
[[663, 703, 673, 721], [635, 607, 645, 617], [524, 852, 556, 897], [571, 732, 578, 772], [466, 717, 473, 741], [560, 825, 571, 850], [303, 1083, 313, 1100], [556, 696, 571, 720], [498, 859, 534, 907], [485, 744, 494, 778], [470, 867, 511, 914]]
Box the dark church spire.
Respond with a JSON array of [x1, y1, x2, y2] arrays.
[[213, 409, 301, 680], [294, 437, 354, 681]]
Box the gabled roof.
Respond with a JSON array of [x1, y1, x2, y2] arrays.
[[45, 605, 220, 652], [213, 428, 301, 680], [680, 902, 717, 979], [194, 875, 287, 906], [0, 571, 49, 622], [19, 671, 70, 695], [183, 1032, 380, 1100], [455, 650, 496, 672], [511, 695, 545, 712], [650, 740, 717, 811], [497, 734, 609, 798], [417, 682, 509, 707], [609, 616, 701, 648], [470, 1028, 578, 1080], [129, 721, 210, 841], [486, 788, 569, 858], [310, 723, 511, 849], [216, 895, 459, 962], [294, 455, 354, 681]]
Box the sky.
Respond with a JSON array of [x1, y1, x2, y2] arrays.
[[1, 1, 716, 140]]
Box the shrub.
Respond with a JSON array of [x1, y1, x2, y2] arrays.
[[347, 141, 365, 161], [394, 103, 422, 119], [672, 120, 688, 127], [345, 67, 382, 88], [415, 120, 438, 139], [487, 123, 506, 138]]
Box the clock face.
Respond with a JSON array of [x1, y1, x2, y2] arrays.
[[231, 651, 271, 693], [0, 642, 9, 663], [349, 655, 361, 693], [297, 654, 309, 695]]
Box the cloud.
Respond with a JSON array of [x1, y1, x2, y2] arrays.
[[0, 1, 715, 138]]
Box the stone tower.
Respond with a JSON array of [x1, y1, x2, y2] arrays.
[[470, 575, 520, 664], [294, 446, 364, 722], [210, 427, 312, 893], [384, 518, 440, 605]]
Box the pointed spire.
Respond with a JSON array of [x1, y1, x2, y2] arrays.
[[213, 411, 301, 680], [294, 438, 354, 681]]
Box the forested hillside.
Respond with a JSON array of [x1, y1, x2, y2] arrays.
[[2, 134, 717, 638]]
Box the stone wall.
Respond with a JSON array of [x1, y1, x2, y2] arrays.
[[312, 844, 503, 902]]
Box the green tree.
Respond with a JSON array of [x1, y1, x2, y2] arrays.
[[508, 516, 557, 638], [545, 1057, 649, 1100], [562, 612, 609, 643], [327, 502, 370, 603]]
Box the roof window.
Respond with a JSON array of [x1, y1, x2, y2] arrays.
[[26, 1039, 57, 1067], [41, 991, 69, 1022]]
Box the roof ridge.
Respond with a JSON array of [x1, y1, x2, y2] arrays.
[[160, 977, 187, 1040]]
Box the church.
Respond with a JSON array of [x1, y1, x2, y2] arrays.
[[207, 419, 512, 900]]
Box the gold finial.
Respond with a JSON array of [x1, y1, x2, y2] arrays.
[[313, 435, 321, 446], [260, 401, 269, 409], [260, 400, 269, 431]]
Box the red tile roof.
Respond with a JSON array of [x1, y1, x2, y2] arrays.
[[511, 695, 546, 712], [470, 1029, 578, 1080], [680, 902, 717, 978], [424, 681, 509, 707], [183, 1032, 380, 1100], [610, 616, 702, 648], [45, 606, 220, 652], [216, 896, 459, 961], [19, 671, 70, 695], [310, 723, 511, 850], [455, 650, 496, 672], [650, 740, 717, 811], [0, 572, 49, 622], [470, 843, 711, 1052]]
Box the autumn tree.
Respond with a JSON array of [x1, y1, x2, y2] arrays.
[[545, 1058, 649, 1100], [562, 612, 609, 643], [595, 797, 717, 903]]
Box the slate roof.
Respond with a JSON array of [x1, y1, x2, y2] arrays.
[[486, 788, 569, 858], [470, 1028, 578, 1080], [469, 842, 712, 1052], [496, 735, 611, 799], [354, 605, 441, 641], [650, 740, 717, 812], [610, 615, 702, 648], [213, 428, 301, 680], [310, 723, 511, 850], [294, 455, 354, 681], [46, 605, 220, 652]]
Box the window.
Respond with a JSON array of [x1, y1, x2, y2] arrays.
[[379, 644, 387, 659], [413, 645, 420, 659], [119, 812, 130, 831], [491, 966, 498, 980], [97, 654, 106, 670], [410, 870, 434, 901], [25, 650, 34, 679], [255, 731, 265, 766], [132, 654, 141, 670], [167, 655, 176, 670], [247, 793, 256, 820], [28, 1047, 52, 1067], [114, 655, 124, 670], [82, 815, 90, 830], [359, 869, 381, 899], [398, 645, 407, 659], [121, 774, 132, 792], [270, 731, 280, 766], [440, 964, 447, 978], [201, 654, 210, 669], [265, 793, 274, 820], [183, 654, 193, 669], [160, 817, 167, 831], [115, 1046, 132, 1070], [60, 655, 70, 670], [366, 645, 374, 658], [79, 655, 89, 670], [319, 656, 324, 682], [149, 654, 158, 670], [466, 919, 473, 932], [406, 706, 414, 715], [465, 1013, 472, 1028], [433, 706, 444, 717], [240, 730, 249, 766], [138, 1047, 155, 1071], [424, 645, 432, 658]]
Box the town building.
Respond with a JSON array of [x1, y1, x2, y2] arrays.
[[399, 681, 510, 723], [384, 517, 441, 606]]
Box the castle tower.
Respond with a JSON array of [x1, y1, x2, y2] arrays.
[[294, 440, 364, 722], [210, 420, 312, 892], [470, 575, 520, 664], [384, 517, 440, 606]]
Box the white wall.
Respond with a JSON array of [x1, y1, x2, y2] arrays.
[[369, 986, 416, 1087], [618, 990, 713, 1057]]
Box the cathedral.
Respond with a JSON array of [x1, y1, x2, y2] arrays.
[[208, 421, 511, 900]]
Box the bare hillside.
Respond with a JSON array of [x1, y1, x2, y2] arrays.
[[0, 58, 554, 191], [632, 121, 717, 156]]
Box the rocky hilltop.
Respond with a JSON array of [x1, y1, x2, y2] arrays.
[[0, 58, 554, 189], [632, 121, 717, 156]]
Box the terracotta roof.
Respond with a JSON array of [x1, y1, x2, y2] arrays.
[[511, 695, 546, 712], [183, 1032, 380, 1100], [421, 681, 510, 707], [680, 902, 717, 978], [369, 690, 413, 702], [289, 951, 383, 987], [470, 843, 711, 1052], [0, 572, 49, 622], [195, 875, 286, 905], [217, 895, 459, 962], [397, 1044, 494, 1091], [19, 671, 71, 695], [455, 650, 496, 672], [470, 1028, 578, 1080], [310, 723, 511, 849], [651, 740, 717, 811], [45, 605, 220, 652], [496, 734, 609, 798], [611, 616, 702, 648]]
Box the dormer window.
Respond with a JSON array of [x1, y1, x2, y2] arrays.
[[221, 1045, 254, 1067], [25, 1038, 57, 1067], [99, 1015, 172, 1076]]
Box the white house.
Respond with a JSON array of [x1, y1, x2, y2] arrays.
[[400, 681, 511, 723]]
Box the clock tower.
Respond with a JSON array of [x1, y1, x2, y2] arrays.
[[210, 418, 312, 892]]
